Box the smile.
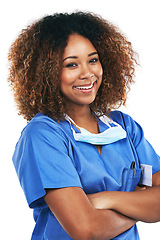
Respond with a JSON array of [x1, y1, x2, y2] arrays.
[[74, 82, 95, 90]]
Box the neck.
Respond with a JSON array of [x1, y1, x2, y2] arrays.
[[65, 104, 94, 126], [65, 103, 100, 134]]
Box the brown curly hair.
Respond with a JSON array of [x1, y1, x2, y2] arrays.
[[8, 11, 138, 121]]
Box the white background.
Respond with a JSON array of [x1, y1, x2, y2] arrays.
[[1, 0, 160, 239]]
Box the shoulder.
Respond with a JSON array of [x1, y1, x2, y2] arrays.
[[109, 110, 145, 147], [109, 110, 134, 127], [20, 113, 69, 145], [109, 110, 143, 136]]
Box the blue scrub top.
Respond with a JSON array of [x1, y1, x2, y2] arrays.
[[12, 110, 160, 240]]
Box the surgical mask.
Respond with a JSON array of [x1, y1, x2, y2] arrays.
[[65, 114, 126, 145]]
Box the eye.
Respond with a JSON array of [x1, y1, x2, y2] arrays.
[[89, 58, 99, 64], [65, 62, 78, 68]]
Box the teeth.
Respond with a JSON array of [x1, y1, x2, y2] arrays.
[[75, 82, 94, 90]]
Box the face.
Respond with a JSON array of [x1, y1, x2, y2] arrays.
[[60, 34, 103, 109]]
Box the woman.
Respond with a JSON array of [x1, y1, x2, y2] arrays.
[[8, 12, 160, 239]]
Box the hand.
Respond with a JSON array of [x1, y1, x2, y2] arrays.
[[134, 186, 147, 191]]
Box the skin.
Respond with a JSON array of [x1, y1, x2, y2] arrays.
[[60, 34, 103, 113], [44, 34, 160, 240], [88, 174, 160, 223]]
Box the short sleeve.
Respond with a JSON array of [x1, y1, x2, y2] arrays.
[[112, 111, 160, 175], [12, 118, 82, 209]]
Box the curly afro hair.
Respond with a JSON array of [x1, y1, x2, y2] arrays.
[[8, 11, 138, 121]]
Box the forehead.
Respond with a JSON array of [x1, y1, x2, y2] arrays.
[[63, 34, 97, 57]]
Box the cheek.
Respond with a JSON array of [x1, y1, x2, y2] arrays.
[[99, 68, 103, 79], [95, 63, 103, 78], [96, 65, 103, 88], [60, 70, 77, 86], [100, 64, 103, 76], [60, 72, 70, 86], [60, 70, 78, 95]]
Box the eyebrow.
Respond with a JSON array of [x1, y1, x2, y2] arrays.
[[62, 51, 98, 62]]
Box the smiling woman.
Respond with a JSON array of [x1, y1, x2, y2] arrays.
[[8, 11, 160, 240], [8, 11, 136, 122]]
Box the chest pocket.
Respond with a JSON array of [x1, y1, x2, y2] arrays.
[[122, 166, 142, 192]]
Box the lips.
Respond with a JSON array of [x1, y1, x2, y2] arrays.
[[73, 80, 98, 92], [74, 82, 94, 90]]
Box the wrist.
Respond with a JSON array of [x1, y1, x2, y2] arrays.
[[87, 191, 120, 210], [108, 191, 117, 210]]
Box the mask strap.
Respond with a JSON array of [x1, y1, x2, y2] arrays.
[[99, 115, 123, 129], [65, 114, 81, 132]]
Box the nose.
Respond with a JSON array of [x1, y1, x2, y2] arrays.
[[79, 64, 93, 80]]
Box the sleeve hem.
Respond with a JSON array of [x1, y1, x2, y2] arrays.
[[28, 183, 83, 208]]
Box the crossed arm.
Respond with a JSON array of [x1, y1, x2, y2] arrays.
[[44, 171, 160, 240], [88, 175, 160, 223]]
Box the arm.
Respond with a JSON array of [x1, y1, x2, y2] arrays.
[[44, 187, 136, 240], [152, 170, 160, 186], [97, 186, 160, 223], [88, 171, 160, 223]]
